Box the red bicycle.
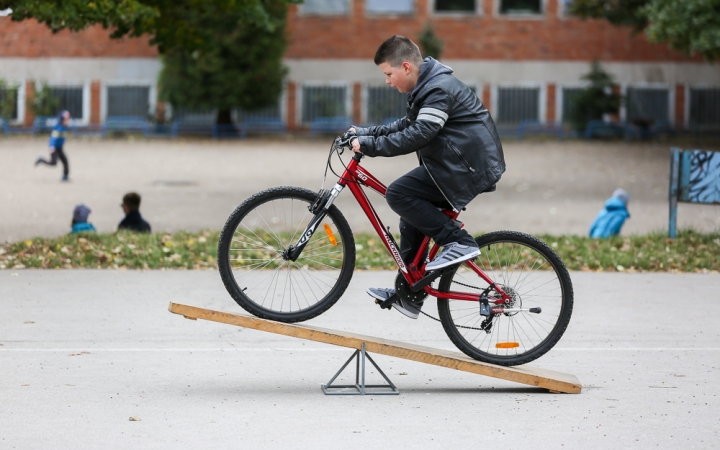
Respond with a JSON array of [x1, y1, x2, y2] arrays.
[[218, 137, 573, 366]]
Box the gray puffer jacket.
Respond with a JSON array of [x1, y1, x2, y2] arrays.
[[355, 57, 506, 211]]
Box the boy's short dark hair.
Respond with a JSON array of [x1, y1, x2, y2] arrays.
[[122, 192, 141, 211], [374, 35, 423, 67]]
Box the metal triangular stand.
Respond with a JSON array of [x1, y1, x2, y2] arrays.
[[321, 343, 399, 395]]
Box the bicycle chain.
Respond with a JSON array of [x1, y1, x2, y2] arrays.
[[419, 279, 495, 331]]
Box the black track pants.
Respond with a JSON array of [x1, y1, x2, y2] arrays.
[[37, 147, 69, 176], [385, 165, 477, 265]]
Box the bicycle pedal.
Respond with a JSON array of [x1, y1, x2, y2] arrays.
[[376, 294, 398, 310]]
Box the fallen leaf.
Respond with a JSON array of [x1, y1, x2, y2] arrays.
[[129, 417, 141, 422]]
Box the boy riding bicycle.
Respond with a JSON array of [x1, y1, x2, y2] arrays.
[[345, 35, 506, 319]]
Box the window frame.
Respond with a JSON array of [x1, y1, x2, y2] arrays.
[[685, 84, 720, 129], [620, 83, 674, 126], [429, 0, 483, 17], [42, 81, 90, 126], [491, 82, 547, 125], [297, 81, 352, 126], [495, 0, 545, 18], [101, 80, 156, 123], [0, 80, 25, 125], [297, 0, 352, 17]]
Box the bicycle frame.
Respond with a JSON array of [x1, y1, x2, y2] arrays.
[[323, 153, 511, 304]]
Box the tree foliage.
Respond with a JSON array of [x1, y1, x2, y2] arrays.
[[158, 0, 288, 123], [569, 61, 621, 132], [418, 22, 444, 60], [0, 0, 298, 53], [569, 0, 720, 61]]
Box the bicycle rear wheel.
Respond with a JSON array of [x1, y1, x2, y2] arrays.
[[218, 186, 355, 322], [437, 231, 573, 366]]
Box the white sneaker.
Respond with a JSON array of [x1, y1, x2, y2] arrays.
[[425, 243, 480, 271]]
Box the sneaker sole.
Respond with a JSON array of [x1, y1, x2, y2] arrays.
[[425, 249, 481, 271], [391, 303, 419, 319]]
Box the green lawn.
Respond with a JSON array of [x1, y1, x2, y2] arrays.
[[1, 230, 718, 272]]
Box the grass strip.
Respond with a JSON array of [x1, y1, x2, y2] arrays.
[[1, 230, 718, 272]]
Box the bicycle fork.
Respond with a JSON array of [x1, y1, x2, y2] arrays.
[[283, 183, 344, 262]]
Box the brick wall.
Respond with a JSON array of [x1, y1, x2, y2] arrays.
[[1, 2, 700, 62], [285, 0, 700, 62], [0, 18, 157, 57]]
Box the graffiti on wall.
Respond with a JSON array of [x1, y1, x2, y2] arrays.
[[686, 150, 720, 204]]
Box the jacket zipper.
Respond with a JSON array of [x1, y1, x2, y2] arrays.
[[420, 154, 459, 213], [449, 142, 475, 173]]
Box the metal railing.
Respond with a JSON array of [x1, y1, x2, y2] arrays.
[[301, 85, 348, 125], [626, 87, 669, 124], [366, 86, 406, 125], [50, 87, 83, 118], [689, 88, 720, 129], [496, 87, 539, 124]]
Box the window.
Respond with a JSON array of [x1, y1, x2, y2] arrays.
[[561, 87, 583, 124], [500, 0, 542, 14], [496, 87, 539, 124], [367, 0, 414, 14], [366, 86, 406, 125], [625, 87, 669, 125], [689, 88, 720, 128], [301, 0, 349, 15], [107, 86, 150, 117], [434, 0, 476, 13], [302, 86, 347, 124], [0, 86, 19, 121], [50, 86, 83, 119]]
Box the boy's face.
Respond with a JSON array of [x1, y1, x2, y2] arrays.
[[378, 61, 417, 94], [61, 111, 71, 125]]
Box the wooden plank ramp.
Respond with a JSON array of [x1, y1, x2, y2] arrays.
[[169, 302, 581, 394]]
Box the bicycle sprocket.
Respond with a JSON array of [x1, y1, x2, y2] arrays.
[[395, 272, 429, 303]]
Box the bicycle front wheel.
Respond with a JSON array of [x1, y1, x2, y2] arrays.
[[218, 186, 355, 322], [437, 231, 573, 366]]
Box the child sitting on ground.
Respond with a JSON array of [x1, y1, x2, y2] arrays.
[[589, 188, 630, 238], [71, 204, 96, 234]]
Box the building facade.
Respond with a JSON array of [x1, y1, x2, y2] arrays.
[[1, 0, 719, 130]]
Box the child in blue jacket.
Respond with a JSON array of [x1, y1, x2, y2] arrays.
[[589, 188, 630, 238], [35, 110, 71, 181], [70, 204, 96, 234]]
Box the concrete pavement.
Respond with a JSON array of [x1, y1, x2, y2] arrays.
[[1, 269, 719, 449]]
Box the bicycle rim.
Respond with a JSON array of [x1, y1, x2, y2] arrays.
[[438, 231, 573, 366]]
